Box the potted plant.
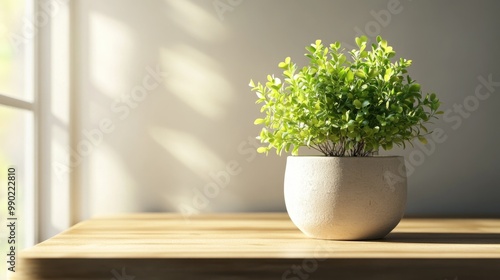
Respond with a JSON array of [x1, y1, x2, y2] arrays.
[[249, 36, 441, 240]]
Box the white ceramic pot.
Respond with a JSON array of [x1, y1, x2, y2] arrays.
[[284, 156, 407, 240]]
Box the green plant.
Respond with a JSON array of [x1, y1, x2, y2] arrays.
[[250, 36, 441, 156]]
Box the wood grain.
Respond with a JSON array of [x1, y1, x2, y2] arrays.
[[13, 213, 500, 279]]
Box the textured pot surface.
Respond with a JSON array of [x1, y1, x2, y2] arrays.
[[284, 156, 407, 240]]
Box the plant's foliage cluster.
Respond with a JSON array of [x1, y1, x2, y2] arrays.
[[250, 36, 441, 156]]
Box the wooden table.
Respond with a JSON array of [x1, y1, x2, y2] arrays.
[[14, 213, 500, 279]]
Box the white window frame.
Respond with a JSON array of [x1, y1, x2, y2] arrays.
[[2, 0, 77, 245], [36, 0, 73, 242], [0, 0, 37, 247]]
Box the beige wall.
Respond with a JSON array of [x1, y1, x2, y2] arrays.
[[67, 0, 500, 223]]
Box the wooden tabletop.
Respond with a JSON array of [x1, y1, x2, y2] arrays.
[[14, 213, 500, 279]]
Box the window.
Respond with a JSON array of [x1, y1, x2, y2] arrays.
[[0, 0, 36, 277]]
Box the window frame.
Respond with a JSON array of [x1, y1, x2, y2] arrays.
[[0, 0, 38, 248]]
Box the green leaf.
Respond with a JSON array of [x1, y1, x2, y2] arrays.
[[380, 39, 388, 49], [355, 37, 362, 47], [353, 99, 362, 109], [254, 118, 265, 125], [346, 70, 354, 82], [384, 142, 393, 150], [257, 147, 268, 154], [409, 83, 421, 92], [306, 46, 316, 53], [355, 70, 366, 79], [384, 68, 393, 82], [338, 55, 346, 65], [418, 136, 428, 145], [331, 41, 341, 50], [355, 36, 367, 48]]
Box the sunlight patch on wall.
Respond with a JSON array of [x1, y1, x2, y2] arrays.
[[149, 126, 225, 178], [88, 143, 140, 216], [160, 45, 233, 119], [163, 0, 226, 42], [88, 12, 134, 98]]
